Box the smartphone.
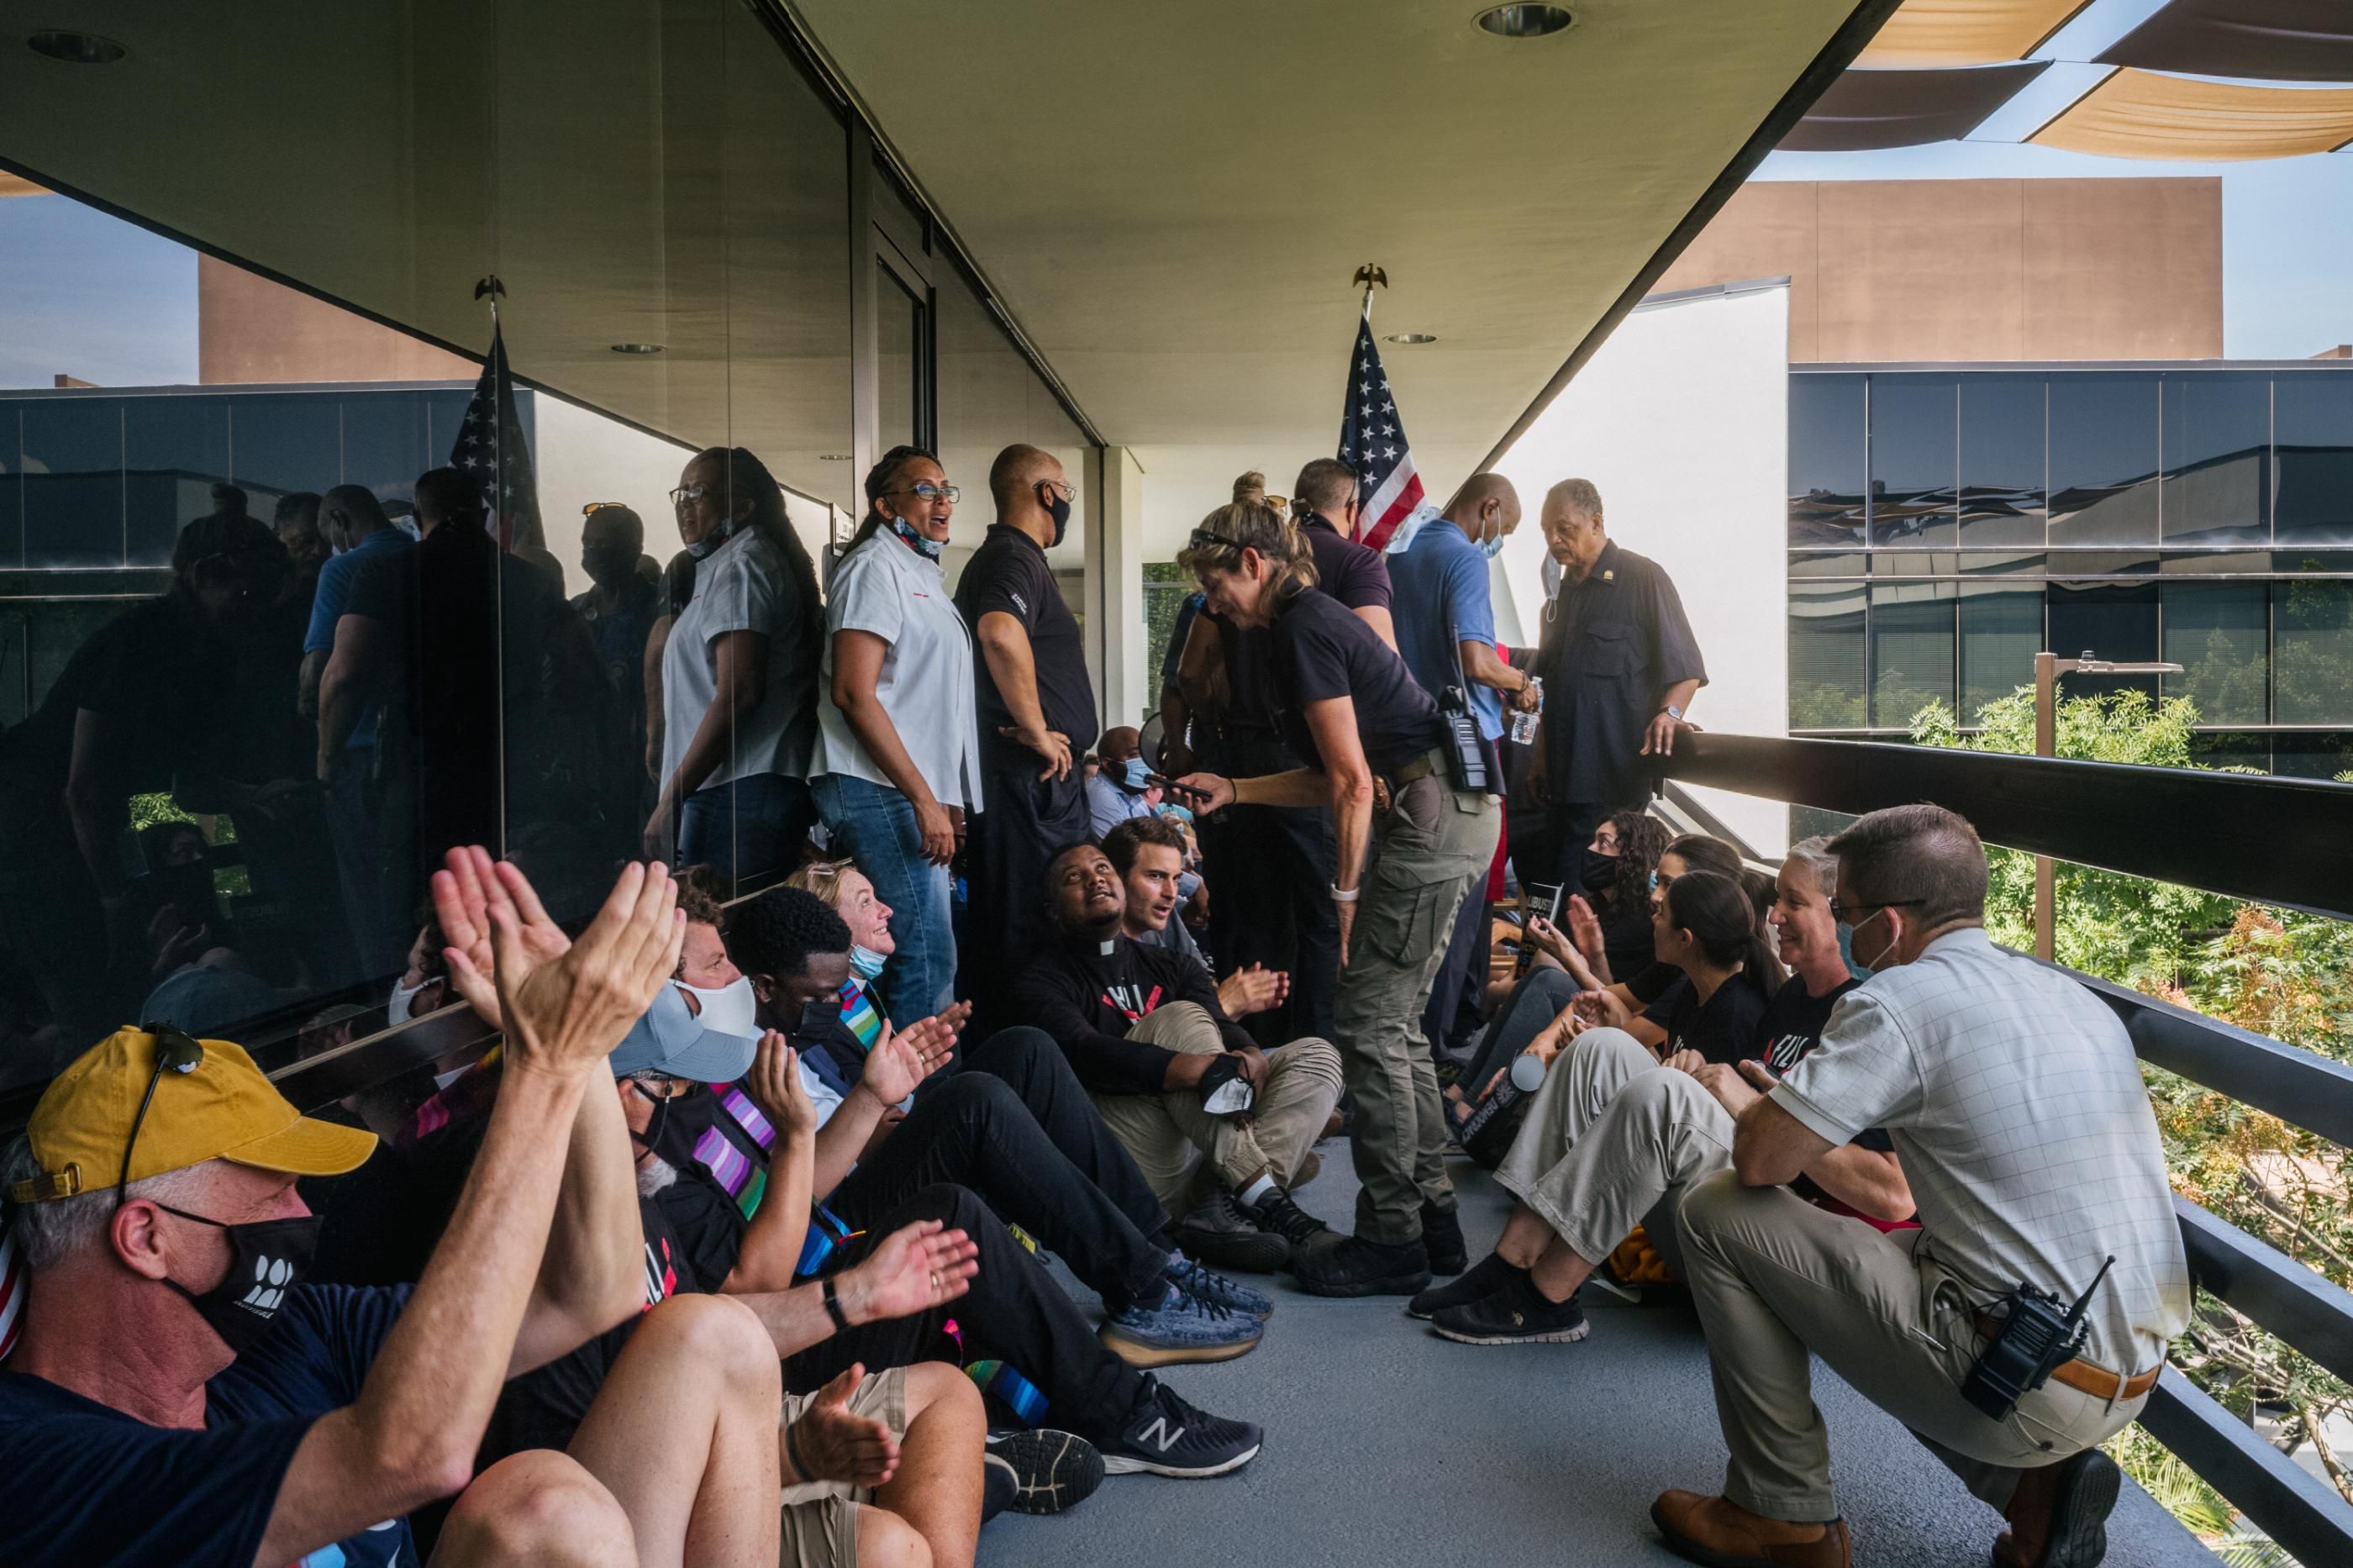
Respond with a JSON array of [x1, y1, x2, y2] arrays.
[[1146, 773, 1213, 802]]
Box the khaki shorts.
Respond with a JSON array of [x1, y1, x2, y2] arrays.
[[778, 1365, 909, 1568]]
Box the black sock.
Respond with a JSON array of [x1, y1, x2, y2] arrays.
[[982, 1455, 1016, 1522]]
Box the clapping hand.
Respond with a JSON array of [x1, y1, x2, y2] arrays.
[[840, 1217, 980, 1326], [1523, 915, 1577, 971], [431, 845, 575, 1031], [745, 1030, 819, 1141], [1568, 987, 1632, 1035], [859, 1013, 958, 1107], [494, 860, 683, 1079], [1565, 895, 1608, 971], [1217, 964, 1288, 1019], [788, 1365, 902, 1488]]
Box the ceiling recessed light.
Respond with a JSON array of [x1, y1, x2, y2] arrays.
[[28, 30, 127, 65], [609, 342, 665, 355], [1475, 5, 1573, 39], [1385, 332, 1439, 345]]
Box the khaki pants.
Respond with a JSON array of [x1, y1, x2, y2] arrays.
[[1333, 771, 1500, 1244], [777, 1365, 908, 1566], [1089, 1002, 1345, 1213], [1676, 1171, 2149, 1523], [1493, 1027, 1733, 1277]]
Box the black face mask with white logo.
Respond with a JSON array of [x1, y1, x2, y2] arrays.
[[153, 1204, 323, 1355]]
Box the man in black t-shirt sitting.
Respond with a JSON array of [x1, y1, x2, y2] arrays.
[[1014, 842, 1344, 1276], [0, 851, 781, 1568], [1408, 841, 1913, 1348]]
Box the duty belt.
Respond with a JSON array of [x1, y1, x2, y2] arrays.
[[1973, 1314, 2162, 1402]]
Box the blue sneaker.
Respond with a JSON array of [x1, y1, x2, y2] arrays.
[[1166, 1252, 1275, 1319], [1099, 1281, 1265, 1366]]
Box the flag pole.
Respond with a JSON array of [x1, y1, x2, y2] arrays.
[[1353, 262, 1387, 324]]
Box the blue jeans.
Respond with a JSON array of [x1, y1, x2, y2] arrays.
[[812, 771, 956, 1022], [678, 772, 813, 892]]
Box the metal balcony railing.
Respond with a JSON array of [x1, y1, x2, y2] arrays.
[[1661, 733, 2353, 1566]]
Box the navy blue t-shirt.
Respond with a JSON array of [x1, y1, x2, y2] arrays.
[[0, 1283, 415, 1568]]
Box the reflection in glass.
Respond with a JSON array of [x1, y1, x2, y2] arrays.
[[1787, 552, 1866, 577], [1958, 552, 2045, 576], [0, 405, 19, 568], [2273, 579, 2353, 725], [1959, 586, 2040, 722], [23, 397, 124, 569], [1788, 376, 1866, 546], [2271, 732, 2353, 781], [1958, 376, 2044, 546], [2274, 374, 2353, 546], [1868, 581, 1955, 729], [1868, 376, 1956, 549], [2162, 582, 2266, 726], [125, 398, 231, 568], [2049, 376, 2159, 546], [2048, 581, 2158, 702], [934, 255, 1034, 591], [2161, 373, 2269, 545], [1787, 580, 1866, 729], [878, 270, 924, 458]]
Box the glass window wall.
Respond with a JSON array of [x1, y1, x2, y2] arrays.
[[1868, 376, 1956, 549], [1957, 376, 2044, 548], [2049, 375, 2160, 547]]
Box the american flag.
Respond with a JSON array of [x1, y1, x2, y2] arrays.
[[450, 323, 545, 554], [1337, 314, 1424, 552]]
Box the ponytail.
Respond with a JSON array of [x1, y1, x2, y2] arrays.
[[1665, 870, 1778, 1002]]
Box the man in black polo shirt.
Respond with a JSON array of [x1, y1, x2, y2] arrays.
[[955, 444, 1098, 1024], [1516, 477, 1706, 889]]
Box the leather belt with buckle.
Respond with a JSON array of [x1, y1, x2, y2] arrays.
[[1972, 1313, 2161, 1402]]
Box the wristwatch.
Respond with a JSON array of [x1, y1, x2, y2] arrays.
[[1661, 704, 1684, 721]]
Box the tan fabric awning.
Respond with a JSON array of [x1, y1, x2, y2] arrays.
[[1856, 0, 2090, 68], [2031, 69, 2353, 160], [0, 171, 50, 197]]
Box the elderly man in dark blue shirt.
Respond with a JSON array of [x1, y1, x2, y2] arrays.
[[1515, 477, 1706, 889]]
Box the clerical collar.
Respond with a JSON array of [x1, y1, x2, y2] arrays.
[[1097, 939, 1118, 956]]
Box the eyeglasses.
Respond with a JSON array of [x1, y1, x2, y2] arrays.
[[629, 1074, 699, 1102], [898, 481, 960, 505], [670, 484, 714, 507], [119, 1024, 207, 1208], [1036, 477, 1075, 501], [1828, 897, 1925, 925]]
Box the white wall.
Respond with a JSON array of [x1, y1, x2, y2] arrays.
[[1489, 282, 1791, 855]]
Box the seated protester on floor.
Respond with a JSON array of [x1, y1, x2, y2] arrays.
[[657, 888, 1266, 1479], [0, 850, 789, 1568], [1413, 838, 1908, 1349], [1573, 870, 1779, 1066], [1647, 806, 2190, 1568], [1560, 809, 1672, 994], [1103, 815, 1285, 1022], [1524, 831, 1746, 1007], [787, 856, 955, 1093], [1013, 842, 1344, 1276]]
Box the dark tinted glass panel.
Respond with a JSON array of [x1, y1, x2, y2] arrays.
[[1787, 580, 1866, 729], [2162, 582, 2266, 726], [2188, 732, 2272, 774], [1958, 551, 2045, 575], [0, 405, 23, 569], [2273, 374, 2353, 545], [1958, 376, 2043, 546], [2161, 373, 2268, 545], [2045, 550, 2155, 575], [2273, 579, 2353, 724], [2161, 550, 2266, 575], [2271, 732, 2353, 781], [1958, 586, 2040, 721], [2049, 376, 2159, 546], [2274, 550, 2353, 574], [1869, 582, 1955, 729], [124, 398, 231, 569], [1868, 376, 1956, 548], [879, 270, 923, 457], [1876, 552, 1956, 577], [873, 157, 929, 257], [21, 398, 124, 568], [2048, 581, 2158, 702], [1788, 551, 1866, 576], [1789, 375, 1865, 545], [339, 392, 434, 504], [229, 394, 341, 507]]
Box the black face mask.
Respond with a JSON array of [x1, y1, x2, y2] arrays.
[[1579, 846, 1619, 897], [1043, 487, 1072, 548], [629, 1080, 712, 1169], [153, 1204, 323, 1356], [582, 545, 638, 584]]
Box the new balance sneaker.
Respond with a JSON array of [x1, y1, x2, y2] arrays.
[[1171, 1190, 1289, 1274], [1291, 1230, 1432, 1297], [1099, 1281, 1265, 1365], [1166, 1252, 1276, 1318], [1407, 1251, 1529, 1321], [1420, 1202, 1469, 1275], [1428, 1274, 1591, 1344], [1100, 1376, 1263, 1478], [1250, 1186, 1330, 1252], [984, 1429, 1106, 1516]]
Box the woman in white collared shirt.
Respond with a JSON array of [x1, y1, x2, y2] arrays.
[[809, 445, 982, 1020]]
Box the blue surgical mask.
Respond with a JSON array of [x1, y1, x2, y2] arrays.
[[887, 515, 944, 561], [1480, 529, 1508, 561], [686, 517, 737, 560], [1120, 757, 1153, 792], [1161, 804, 1194, 824], [847, 944, 887, 982]]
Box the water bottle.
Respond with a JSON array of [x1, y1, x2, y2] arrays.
[[1510, 676, 1544, 745]]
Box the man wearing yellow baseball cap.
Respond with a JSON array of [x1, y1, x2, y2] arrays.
[[0, 850, 789, 1568]]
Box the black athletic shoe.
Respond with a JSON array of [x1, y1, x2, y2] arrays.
[[1292, 1230, 1432, 1297], [1172, 1189, 1289, 1274], [985, 1429, 1106, 1516], [1100, 1376, 1263, 1478], [1250, 1186, 1330, 1251], [1407, 1252, 1529, 1320], [1420, 1202, 1469, 1275], [1429, 1274, 1591, 1344]]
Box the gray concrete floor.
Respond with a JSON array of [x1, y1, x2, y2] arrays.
[[983, 1141, 2216, 1567]]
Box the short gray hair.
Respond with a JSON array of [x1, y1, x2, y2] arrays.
[[1546, 477, 1603, 520], [3, 1135, 207, 1271], [1827, 804, 1987, 929], [1782, 835, 1840, 900]]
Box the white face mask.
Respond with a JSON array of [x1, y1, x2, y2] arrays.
[[678, 974, 759, 1037], [387, 976, 429, 1026]]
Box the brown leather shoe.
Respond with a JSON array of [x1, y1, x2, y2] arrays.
[[1992, 1448, 2121, 1568], [1651, 1490, 1850, 1568]]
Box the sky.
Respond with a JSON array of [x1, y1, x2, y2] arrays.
[[2, 0, 2350, 386]]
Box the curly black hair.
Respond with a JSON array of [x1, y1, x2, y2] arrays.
[[721, 885, 850, 983]]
